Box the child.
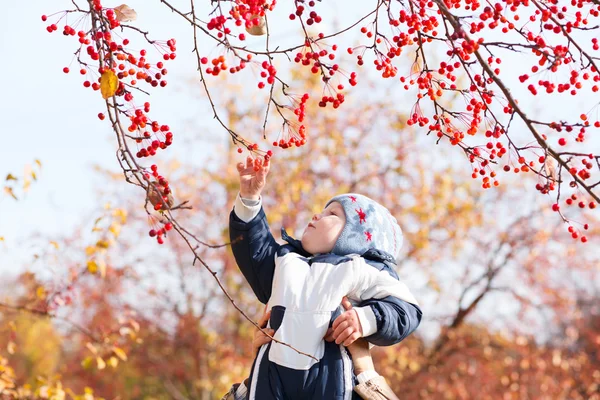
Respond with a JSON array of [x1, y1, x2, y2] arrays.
[[228, 157, 422, 399]]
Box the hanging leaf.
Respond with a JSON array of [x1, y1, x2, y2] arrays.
[[114, 4, 138, 22], [100, 70, 118, 99], [5, 174, 17, 181], [4, 187, 17, 200], [34, 159, 42, 168], [113, 346, 128, 361], [87, 260, 98, 274], [49, 241, 60, 250], [96, 357, 106, 370], [108, 356, 119, 368]]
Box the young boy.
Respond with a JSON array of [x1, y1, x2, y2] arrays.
[[227, 157, 422, 400]]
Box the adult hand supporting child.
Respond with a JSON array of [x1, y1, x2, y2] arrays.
[[324, 296, 364, 346], [252, 308, 274, 354], [237, 156, 270, 201]]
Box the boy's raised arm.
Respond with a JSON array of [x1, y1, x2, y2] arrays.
[[229, 156, 280, 304]]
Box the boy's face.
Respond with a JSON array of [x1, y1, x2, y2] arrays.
[[301, 201, 346, 255]]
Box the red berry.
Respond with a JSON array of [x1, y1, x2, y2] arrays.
[[63, 67, 70, 73], [237, 148, 243, 153], [98, 113, 105, 120], [558, 138, 566, 146], [149, 229, 157, 237], [165, 223, 173, 231]]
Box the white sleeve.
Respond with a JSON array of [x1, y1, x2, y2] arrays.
[[233, 193, 262, 222], [353, 305, 378, 337], [347, 256, 419, 306]]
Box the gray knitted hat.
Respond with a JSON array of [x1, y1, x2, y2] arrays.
[[325, 193, 403, 258]]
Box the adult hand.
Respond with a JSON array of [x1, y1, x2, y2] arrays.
[[237, 156, 270, 201], [252, 308, 273, 354], [324, 297, 363, 346]]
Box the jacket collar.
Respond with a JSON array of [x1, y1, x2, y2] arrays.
[[281, 228, 397, 265]]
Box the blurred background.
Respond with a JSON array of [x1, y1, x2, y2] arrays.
[[1, 0, 599, 399]]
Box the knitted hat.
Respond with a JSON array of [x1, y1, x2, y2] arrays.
[[325, 193, 403, 258]]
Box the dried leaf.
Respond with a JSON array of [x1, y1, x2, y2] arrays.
[[109, 223, 121, 238], [108, 356, 119, 368], [0, 237, 4, 243], [545, 157, 557, 182], [49, 241, 60, 250], [113, 346, 128, 361], [5, 174, 17, 181], [3, 187, 17, 200], [87, 260, 98, 274], [100, 70, 118, 99], [31, 171, 37, 181], [96, 357, 106, 370], [86, 342, 98, 355], [98, 259, 107, 278], [85, 246, 97, 256], [36, 286, 46, 299], [114, 4, 137, 22], [35, 159, 42, 168], [81, 356, 94, 370]]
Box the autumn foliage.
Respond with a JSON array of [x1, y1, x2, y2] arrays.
[[1, 0, 599, 398]]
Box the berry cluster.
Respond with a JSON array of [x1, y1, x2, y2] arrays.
[[44, 0, 181, 243]]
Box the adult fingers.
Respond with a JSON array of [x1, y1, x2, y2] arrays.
[[257, 309, 271, 329], [324, 328, 335, 342], [341, 296, 352, 311], [332, 311, 351, 330]]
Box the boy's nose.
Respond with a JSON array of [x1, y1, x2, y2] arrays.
[[312, 213, 320, 221]]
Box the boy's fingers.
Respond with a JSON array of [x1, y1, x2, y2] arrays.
[[332, 320, 349, 338], [335, 327, 354, 345], [237, 162, 245, 172], [343, 333, 360, 347]]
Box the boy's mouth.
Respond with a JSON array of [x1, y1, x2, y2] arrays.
[[307, 222, 316, 229]]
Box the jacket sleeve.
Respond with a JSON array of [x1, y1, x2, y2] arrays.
[[348, 257, 422, 346], [358, 296, 422, 346], [229, 207, 280, 304]]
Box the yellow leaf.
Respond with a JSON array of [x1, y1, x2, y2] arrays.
[[113, 346, 128, 361], [114, 4, 138, 22], [86, 342, 98, 355], [0, 236, 4, 242], [96, 357, 106, 370], [5, 174, 17, 181], [4, 187, 17, 200], [100, 70, 118, 99], [98, 259, 107, 278], [87, 260, 98, 274], [35, 159, 42, 168], [49, 241, 60, 250], [109, 223, 121, 238], [85, 246, 97, 256], [108, 356, 119, 368], [113, 208, 127, 224], [96, 240, 110, 249], [36, 286, 46, 299], [31, 171, 37, 181]]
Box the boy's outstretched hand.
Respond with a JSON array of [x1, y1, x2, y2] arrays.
[[237, 156, 270, 201], [324, 297, 363, 346]]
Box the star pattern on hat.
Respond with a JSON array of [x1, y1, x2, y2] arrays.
[[365, 231, 372, 241], [349, 196, 357, 202], [356, 208, 367, 224]]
